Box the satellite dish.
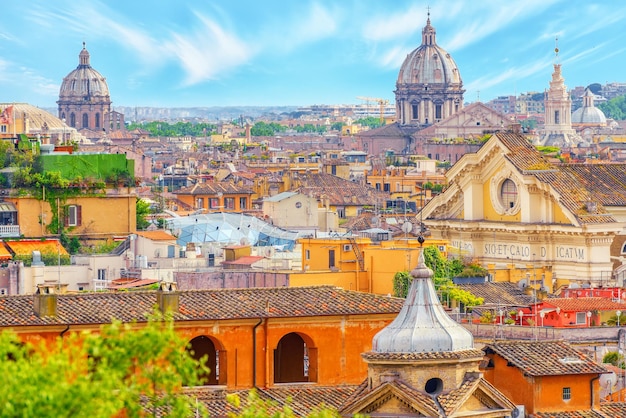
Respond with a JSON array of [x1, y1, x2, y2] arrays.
[[569, 283, 580, 289], [600, 372, 617, 390], [240, 237, 250, 246], [371, 216, 380, 227], [518, 278, 528, 289], [401, 222, 413, 233]]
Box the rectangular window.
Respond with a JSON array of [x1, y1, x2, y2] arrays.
[[329, 249, 335, 268], [555, 110, 560, 124], [196, 198, 204, 209], [411, 104, 418, 120], [305, 250, 310, 260], [375, 183, 381, 191], [224, 197, 235, 209], [576, 312, 587, 324], [0, 126, 6, 133], [66, 205, 82, 226], [383, 183, 390, 192], [435, 104, 442, 120], [239, 197, 247, 210], [97, 269, 107, 281], [209, 198, 219, 209], [562, 387, 571, 400]]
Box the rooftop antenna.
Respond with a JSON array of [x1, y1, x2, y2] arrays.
[[418, 191, 425, 247]]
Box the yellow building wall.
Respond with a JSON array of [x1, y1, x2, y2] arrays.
[[8, 192, 136, 240], [482, 178, 521, 222]]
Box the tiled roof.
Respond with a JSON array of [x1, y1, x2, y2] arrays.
[[357, 122, 419, 138], [559, 164, 626, 207], [175, 181, 253, 196], [483, 340, 608, 377], [361, 349, 484, 362], [189, 385, 358, 417], [0, 285, 404, 327], [294, 172, 389, 206], [531, 410, 606, 417], [496, 132, 618, 224], [455, 281, 540, 307], [135, 230, 177, 241], [545, 297, 626, 312], [438, 374, 480, 416], [221, 255, 264, 266]]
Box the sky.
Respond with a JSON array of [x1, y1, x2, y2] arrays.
[[2, 0, 626, 109]]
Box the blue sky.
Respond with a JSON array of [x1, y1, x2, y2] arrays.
[[2, 0, 626, 109]]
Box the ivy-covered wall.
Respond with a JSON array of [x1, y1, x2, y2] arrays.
[[36, 154, 135, 184]]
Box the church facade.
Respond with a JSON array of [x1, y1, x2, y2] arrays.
[[422, 132, 625, 288]]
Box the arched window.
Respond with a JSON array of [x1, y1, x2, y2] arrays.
[[95, 113, 100, 128], [70, 113, 76, 127], [274, 332, 317, 383], [500, 179, 518, 209], [186, 335, 226, 386], [82, 113, 89, 128]]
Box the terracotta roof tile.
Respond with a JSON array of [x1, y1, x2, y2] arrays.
[[455, 282, 540, 307], [496, 132, 618, 224], [0, 286, 404, 327], [293, 172, 389, 206], [176, 181, 253, 196], [135, 230, 177, 241], [438, 374, 480, 415], [531, 410, 606, 417], [483, 340, 608, 377], [361, 349, 484, 362], [545, 297, 626, 312]]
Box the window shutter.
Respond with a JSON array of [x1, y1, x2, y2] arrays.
[[64, 206, 70, 227], [76, 205, 82, 226]]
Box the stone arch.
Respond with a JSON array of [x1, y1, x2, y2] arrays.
[[273, 332, 317, 384], [186, 335, 227, 386]]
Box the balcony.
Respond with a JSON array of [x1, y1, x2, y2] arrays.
[[0, 224, 20, 238]]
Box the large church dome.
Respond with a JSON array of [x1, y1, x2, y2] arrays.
[[59, 43, 110, 99], [395, 15, 464, 126], [396, 20, 462, 86], [57, 43, 112, 131]]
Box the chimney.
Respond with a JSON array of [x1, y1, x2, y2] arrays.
[[33, 284, 58, 317], [156, 282, 180, 314]]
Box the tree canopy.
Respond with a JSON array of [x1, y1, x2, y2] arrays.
[[0, 312, 209, 417], [392, 245, 484, 309], [598, 94, 626, 120], [126, 121, 216, 137]]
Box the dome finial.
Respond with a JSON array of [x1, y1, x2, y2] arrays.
[[83, 41, 86, 50], [426, 5, 431, 25]]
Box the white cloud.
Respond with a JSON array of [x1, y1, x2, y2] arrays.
[[465, 58, 548, 95], [162, 13, 251, 85]]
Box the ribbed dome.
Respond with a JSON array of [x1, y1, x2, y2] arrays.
[[372, 250, 474, 353], [572, 88, 606, 125], [396, 17, 462, 86], [59, 43, 110, 99]]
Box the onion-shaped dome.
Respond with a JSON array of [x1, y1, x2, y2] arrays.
[[372, 250, 474, 353], [59, 43, 110, 100], [396, 17, 462, 86], [571, 88, 607, 125]]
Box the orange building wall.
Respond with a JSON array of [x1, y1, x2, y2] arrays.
[[484, 353, 599, 414], [176, 193, 250, 212]]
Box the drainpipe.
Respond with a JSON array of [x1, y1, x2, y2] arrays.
[[252, 318, 263, 390], [590, 375, 600, 410], [59, 324, 70, 338]]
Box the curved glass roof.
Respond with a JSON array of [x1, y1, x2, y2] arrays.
[[167, 212, 299, 251]]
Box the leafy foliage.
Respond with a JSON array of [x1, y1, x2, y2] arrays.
[[603, 351, 625, 368], [0, 312, 209, 417], [598, 94, 626, 120], [136, 197, 152, 230], [355, 116, 384, 129], [392, 246, 483, 308], [250, 122, 287, 136], [127, 121, 216, 137]]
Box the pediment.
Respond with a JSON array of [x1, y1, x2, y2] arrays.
[[441, 379, 515, 417], [341, 382, 439, 417], [435, 103, 511, 129]]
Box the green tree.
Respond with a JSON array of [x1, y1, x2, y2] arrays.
[[136, 197, 152, 230], [392, 246, 482, 308], [603, 351, 625, 368], [598, 94, 626, 120], [0, 312, 209, 417]]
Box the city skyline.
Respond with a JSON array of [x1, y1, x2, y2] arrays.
[[2, 1, 626, 109]]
